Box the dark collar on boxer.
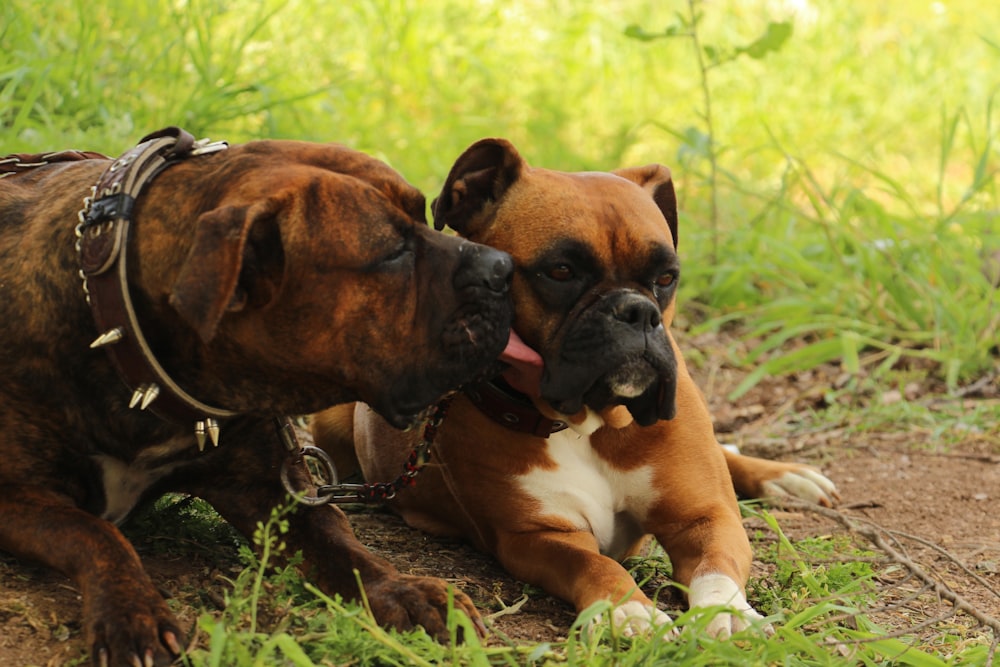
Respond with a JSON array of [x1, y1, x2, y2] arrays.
[[464, 377, 568, 438], [76, 126, 237, 450]]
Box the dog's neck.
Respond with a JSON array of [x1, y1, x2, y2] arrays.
[[76, 127, 237, 450]]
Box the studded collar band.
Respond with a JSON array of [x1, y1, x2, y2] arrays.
[[76, 127, 236, 450], [463, 378, 568, 438]]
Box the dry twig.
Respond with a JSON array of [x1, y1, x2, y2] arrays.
[[773, 498, 1000, 638]]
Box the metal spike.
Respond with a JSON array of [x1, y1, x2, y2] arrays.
[[195, 421, 207, 452], [90, 327, 125, 348], [206, 418, 220, 447], [140, 383, 160, 410], [129, 387, 144, 409], [129, 383, 160, 410]]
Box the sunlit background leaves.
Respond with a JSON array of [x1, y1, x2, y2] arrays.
[[2, 2, 998, 663], [2, 0, 997, 389]]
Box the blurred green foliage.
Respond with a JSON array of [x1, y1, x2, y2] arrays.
[[2, 0, 997, 391]]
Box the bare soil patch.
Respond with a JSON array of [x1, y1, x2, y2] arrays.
[[2, 335, 997, 665]]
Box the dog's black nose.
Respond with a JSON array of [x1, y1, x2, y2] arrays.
[[455, 243, 514, 293], [613, 293, 662, 331]]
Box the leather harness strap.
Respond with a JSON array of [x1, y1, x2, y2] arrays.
[[75, 127, 238, 440], [0, 150, 110, 177]]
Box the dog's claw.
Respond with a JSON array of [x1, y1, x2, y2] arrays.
[[162, 629, 182, 656]]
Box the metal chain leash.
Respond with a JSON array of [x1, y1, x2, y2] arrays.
[[277, 397, 452, 506]]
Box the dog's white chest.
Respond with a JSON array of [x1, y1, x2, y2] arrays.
[[514, 427, 656, 560], [92, 437, 191, 524]]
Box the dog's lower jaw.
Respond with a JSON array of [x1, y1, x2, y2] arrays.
[[540, 353, 677, 428], [604, 360, 659, 398], [687, 573, 771, 638]]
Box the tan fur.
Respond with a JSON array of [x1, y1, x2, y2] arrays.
[[313, 138, 836, 637]]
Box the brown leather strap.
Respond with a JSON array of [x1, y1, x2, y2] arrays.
[[0, 150, 109, 177], [76, 127, 236, 426], [464, 379, 567, 438]]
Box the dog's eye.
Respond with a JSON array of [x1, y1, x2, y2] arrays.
[[385, 244, 409, 262], [382, 229, 414, 266], [547, 264, 574, 281], [655, 272, 676, 288]]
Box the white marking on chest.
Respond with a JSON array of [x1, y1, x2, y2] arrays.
[[515, 426, 656, 560], [92, 436, 192, 524]]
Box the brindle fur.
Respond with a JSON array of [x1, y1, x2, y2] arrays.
[[0, 140, 513, 666]]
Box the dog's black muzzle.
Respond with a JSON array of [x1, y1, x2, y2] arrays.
[[541, 290, 677, 426]]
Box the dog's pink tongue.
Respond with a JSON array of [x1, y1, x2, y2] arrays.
[[499, 329, 544, 398]]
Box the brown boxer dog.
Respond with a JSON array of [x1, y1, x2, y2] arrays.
[[0, 128, 516, 666], [313, 138, 838, 639]]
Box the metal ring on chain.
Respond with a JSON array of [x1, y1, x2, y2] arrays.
[[279, 445, 340, 506]]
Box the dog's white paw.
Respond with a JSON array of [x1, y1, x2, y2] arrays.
[[688, 573, 773, 638], [587, 600, 676, 638], [702, 601, 769, 638], [761, 467, 840, 507]]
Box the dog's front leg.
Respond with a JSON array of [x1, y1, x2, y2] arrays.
[[0, 486, 184, 667], [495, 529, 673, 636], [288, 503, 487, 641], [197, 442, 484, 642], [650, 497, 766, 638], [648, 369, 770, 638]]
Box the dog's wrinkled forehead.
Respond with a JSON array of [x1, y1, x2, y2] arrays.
[[243, 140, 428, 223], [308, 147, 428, 224], [497, 169, 676, 264], [349, 164, 427, 224]]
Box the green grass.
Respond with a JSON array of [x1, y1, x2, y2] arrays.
[[150, 502, 989, 666], [3, 0, 996, 394], [3, 0, 998, 664]]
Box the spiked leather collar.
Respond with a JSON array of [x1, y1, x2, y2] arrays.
[[76, 127, 236, 449], [463, 378, 568, 437]]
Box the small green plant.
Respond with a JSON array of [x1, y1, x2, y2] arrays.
[[624, 3, 997, 396], [626, 1, 793, 263], [181, 502, 505, 666], [124, 494, 245, 558], [2, 2, 996, 664]]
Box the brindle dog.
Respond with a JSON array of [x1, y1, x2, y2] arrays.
[[0, 128, 514, 666]]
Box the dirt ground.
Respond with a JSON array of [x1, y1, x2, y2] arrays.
[[1, 337, 998, 666]]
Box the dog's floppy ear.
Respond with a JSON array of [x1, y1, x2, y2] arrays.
[[613, 164, 679, 250], [432, 138, 525, 237], [170, 199, 285, 343]]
